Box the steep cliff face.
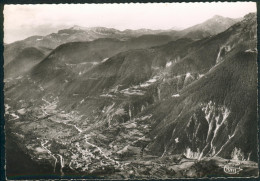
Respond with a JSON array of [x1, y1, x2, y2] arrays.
[[153, 12, 257, 103], [144, 49, 257, 161]]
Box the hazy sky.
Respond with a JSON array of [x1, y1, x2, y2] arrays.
[[4, 2, 256, 43]]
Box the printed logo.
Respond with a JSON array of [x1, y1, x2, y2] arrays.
[[223, 163, 243, 174]]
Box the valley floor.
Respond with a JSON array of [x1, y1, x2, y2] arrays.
[[5, 95, 258, 179]]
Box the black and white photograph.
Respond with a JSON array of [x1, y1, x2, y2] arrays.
[[3, 2, 258, 179]]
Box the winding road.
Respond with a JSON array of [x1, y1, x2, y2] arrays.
[[40, 97, 121, 171]]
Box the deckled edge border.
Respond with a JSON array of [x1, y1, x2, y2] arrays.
[[0, 1, 259, 180]]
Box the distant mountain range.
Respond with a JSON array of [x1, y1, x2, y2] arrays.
[[4, 15, 239, 66], [4, 13, 258, 178]]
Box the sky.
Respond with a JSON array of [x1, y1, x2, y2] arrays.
[[4, 2, 256, 43]]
